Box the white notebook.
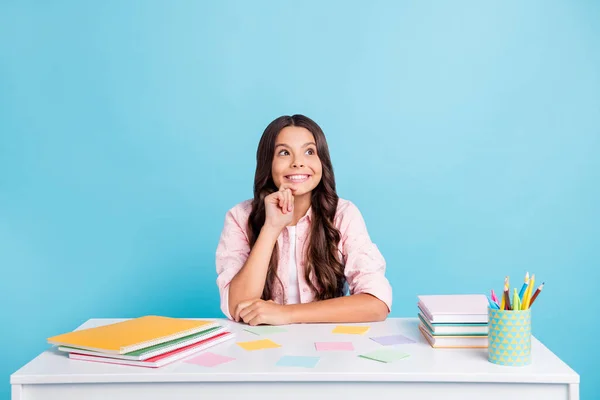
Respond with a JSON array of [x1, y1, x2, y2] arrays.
[[418, 314, 488, 335], [418, 294, 488, 323], [419, 324, 488, 348]]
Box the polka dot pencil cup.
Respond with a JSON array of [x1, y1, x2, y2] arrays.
[[488, 307, 531, 366]]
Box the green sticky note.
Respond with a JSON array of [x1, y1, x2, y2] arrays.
[[359, 348, 410, 363], [244, 326, 287, 336]]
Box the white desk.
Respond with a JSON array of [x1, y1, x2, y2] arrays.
[[11, 318, 579, 400]]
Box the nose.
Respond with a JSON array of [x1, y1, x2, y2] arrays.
[[292, 160, 304, 168]]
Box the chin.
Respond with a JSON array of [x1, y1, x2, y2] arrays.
[[292, 181, 315, 194], [292, 189, 309, 196]]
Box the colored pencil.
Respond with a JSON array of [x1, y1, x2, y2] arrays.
[[528, 283, 544, 307], [523, 274, 535, 309], [504, 276, 512, 310], [491, 289, 500, 307], [518, 272, 529, 301], [513, 288, 521, 311]]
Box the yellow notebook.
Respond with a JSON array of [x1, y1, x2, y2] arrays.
[[47, 316, 219, 354]]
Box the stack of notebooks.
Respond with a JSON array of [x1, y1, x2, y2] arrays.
[[417, 294, 488, 348], [47, 315, 234, 368]]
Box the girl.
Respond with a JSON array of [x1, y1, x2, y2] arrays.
[[216, 114, 392, 325]]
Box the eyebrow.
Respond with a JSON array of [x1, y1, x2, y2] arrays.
[[275, 142, 316, 149]]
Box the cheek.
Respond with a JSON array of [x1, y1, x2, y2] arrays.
[[315, 158, 323, 172], [312, 161, 324, 180], [271, 162, 283, 185]]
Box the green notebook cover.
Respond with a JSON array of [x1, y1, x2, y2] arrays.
[[418, 314, 488, 337], [61, 326, 222, 360], [125, 326, 221, 356]]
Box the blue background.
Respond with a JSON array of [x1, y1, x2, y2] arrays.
[[1, 1, 598, 398]]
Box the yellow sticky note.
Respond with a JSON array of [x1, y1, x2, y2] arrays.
[[332, 325, 370, 335], [236, 339, 281, 351]]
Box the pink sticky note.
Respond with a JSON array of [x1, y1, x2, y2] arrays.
[[184, 352, 235, 367], [315, 341, 354, 351]]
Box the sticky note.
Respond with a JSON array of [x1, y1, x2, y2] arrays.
[[244, 326, 287, 336], [332, 325, 370, 335], [315, 341, 354, 351], [370, 334, 416, 346], [236, 339, 281, 351], [276, 355, 320, 368], [359, 348, 410, 363], [184, 352, 235, 367]]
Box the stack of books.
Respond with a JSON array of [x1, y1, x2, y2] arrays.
[[48, 315, 234, 368], [417, 294, 488, 348]]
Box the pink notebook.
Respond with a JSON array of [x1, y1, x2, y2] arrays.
[[417, 294, 488, 323], [69, 331, 234, 368]]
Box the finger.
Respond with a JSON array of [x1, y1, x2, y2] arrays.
[[287, 189, 293, 212], [284, 189, 291, 212], [276, 191, 285, 211], [283, 184, 297, 194], [289, 192, 294, 212], [247, 314, 263, 326], [279, 184, 296, 196], [242, 309, 260, 325], [239, 303, 258, 321], [234, 302, 246, 321], [235, 300, 255, 321], [267, 191, 282, 206], [281, 188, 289, 214]]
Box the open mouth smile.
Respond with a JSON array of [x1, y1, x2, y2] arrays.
[[285, 174, 310, 183]]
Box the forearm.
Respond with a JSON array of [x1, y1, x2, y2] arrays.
[[287, 293, 389, 324], [228, 226, 280, 316]]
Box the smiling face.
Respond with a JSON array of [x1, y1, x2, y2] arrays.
[[271, 126, 323, 196]]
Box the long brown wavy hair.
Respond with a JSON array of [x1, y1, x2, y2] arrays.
[[247, 114, 345, 302]]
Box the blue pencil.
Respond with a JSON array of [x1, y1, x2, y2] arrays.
[[487, 296, 500, 309], [518, 272, 529, 301]]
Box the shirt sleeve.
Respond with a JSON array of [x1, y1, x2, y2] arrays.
[[215, 207, 251, 320], [339, 201, 393, 312]]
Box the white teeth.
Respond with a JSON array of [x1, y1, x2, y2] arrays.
[[286, 174, 309, 181]]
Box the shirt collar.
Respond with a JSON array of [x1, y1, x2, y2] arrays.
[[299, 206, 313, 223]]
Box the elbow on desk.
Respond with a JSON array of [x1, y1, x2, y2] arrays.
[[348, 293, 390, 322], [366, 298, 390, 322], [372, 306, 390, 322]]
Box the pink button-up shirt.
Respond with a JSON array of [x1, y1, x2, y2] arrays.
[[215, 198, 392, 320]]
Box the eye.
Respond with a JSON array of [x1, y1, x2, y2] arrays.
[[278, 149, 290, 156], [306, 148, 316, 155]]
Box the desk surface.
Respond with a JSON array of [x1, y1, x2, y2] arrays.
[[11, 317, 578, 385]]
